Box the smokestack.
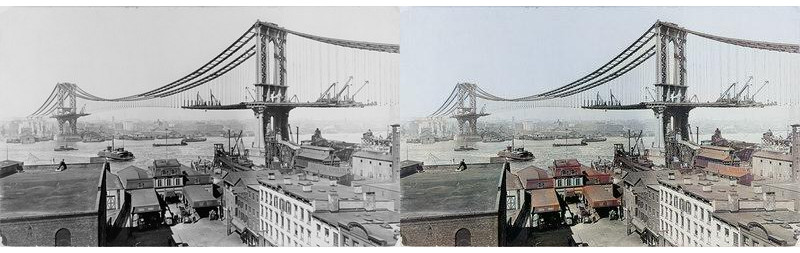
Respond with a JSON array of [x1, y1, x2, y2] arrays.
[[353, 186, 363, 194], [792, 124, 800, 182], [390, 124, 401, 181]]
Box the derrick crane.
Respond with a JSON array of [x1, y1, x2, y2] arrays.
[[346, 81, 369, 102]]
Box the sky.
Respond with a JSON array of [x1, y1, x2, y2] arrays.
[[399, 7, 800, 123], [0, 6, 399, 123]]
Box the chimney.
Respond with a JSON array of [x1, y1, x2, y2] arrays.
[[354, 186, 363, 194], [683, 177, 693, 185], [792, 124, 800, 181], [728, 193, 740, 212], [390, 124, 400, 180], [283, 178, 293, 185], [764, 191, 776, 211], [729, 179, 737, 186], [668, 172, 676, 180], [268, 172, 276, 180], [329, 180, 337, 186], [302, 185, 312, 192], [753, 185, 763, 194], [363, 192, 376, 211], [311, 175, 319, 182], [298, 173, 307, 181], [328, 193, 340, 212], [702, 184, 712, 192]]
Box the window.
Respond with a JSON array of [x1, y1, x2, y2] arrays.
[[55, 228, 71, 246], [507, 196, 517, 210], [106, 195, 117, 210], [455, 228, 471, 246]]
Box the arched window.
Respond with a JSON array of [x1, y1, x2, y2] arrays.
[[55, 228, 71, 246], [455, 228, 471, 246]]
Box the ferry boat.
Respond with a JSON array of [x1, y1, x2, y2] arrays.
[[497, 146, 534, 161], [98, 145, 135, 161]]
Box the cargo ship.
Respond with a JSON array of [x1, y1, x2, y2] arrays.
[[582, 136, 607, 143], [182, 136, 207, 142], [54, 144, 78, 151], [153, 140, 188, 147]]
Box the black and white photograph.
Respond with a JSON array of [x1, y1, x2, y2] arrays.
[[1, 2, 800, 249]]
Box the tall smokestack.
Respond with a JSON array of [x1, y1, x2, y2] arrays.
[[792, 124, 800, 182], [390, 124, 401, 181]]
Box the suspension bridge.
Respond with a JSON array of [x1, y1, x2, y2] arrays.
[[430, 20, 799, 167], [27, 20, 399, 168]]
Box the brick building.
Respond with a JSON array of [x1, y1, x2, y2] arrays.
[[0, 162, 108, 246], [751, 150, 793, 181], [400, 163, 507, 246]]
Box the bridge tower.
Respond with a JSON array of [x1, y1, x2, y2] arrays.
[[652, 22, 691, 168], [51, 83, 89, 142], [249, 21, 292, 169], [792, 124, 800, 182], [452, 83, 489, 142]]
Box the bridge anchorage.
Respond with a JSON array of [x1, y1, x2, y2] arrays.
[[431, 20, 798, 167]]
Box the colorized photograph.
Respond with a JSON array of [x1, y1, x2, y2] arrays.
[[398, 7, 800, 247]]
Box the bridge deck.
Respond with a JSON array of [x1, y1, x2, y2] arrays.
[[582, 101, 771, 110], [182, 101, 369, 110]]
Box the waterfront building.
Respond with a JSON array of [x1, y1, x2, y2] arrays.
[[694, 146, 739, 168], [515, 166, 560, 227], [550, 159, 585, 197], [296, 145, 341, 168], [351, 150, 393, 181], [792, 124, 800, 181], [257, 174, 398, 247], [751, 150, 793, 181], [301, 162, 353, 186], [622, 170, 678, 246], [400, 163, 507, 246], [149, 159, 186, 201], [657, 174, 796, 247], [715, 210, 800, 246], [505, 169, 525, 226], [702, 162, 753, 186], [222, 170, 276, 235], [0, 162, 108, 246]]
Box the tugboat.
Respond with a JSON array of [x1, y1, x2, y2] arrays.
[[497, 138, 535, 161], [98, 138, 135, 161], [454, 145, 477, 151], [54, 144, 78, 151]]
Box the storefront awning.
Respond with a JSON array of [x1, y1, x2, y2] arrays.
[[131, 189, 162, 214], [184, 185, 219, 208], [531, 188, 561, 214]]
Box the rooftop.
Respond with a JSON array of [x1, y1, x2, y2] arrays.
[[259, 174, 362, 203], [303, 163, 350, 178], [401, 163, 504, 219], [223, 170, 277, 186], [399, 160, 423, 168], [752, 150, 793, 162], [704, 163, 750, 178], [505, 170, 524, 190], [106, 172, 124, 190], [313, 210, 399, 246], [516, 165, 551, 182], [659, 174, 787, 203], [352, 150, 393, 162], [0, 160, 22, 168], [0, 163, 104, 220], [714, 210, 800, 246], [623, 170, 680, 187], [153, 158, 181, 168]]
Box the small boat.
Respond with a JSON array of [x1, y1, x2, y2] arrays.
[[153, 140, 188, 147], [454, 145, 477, 151], [54, 145, 78, 151]]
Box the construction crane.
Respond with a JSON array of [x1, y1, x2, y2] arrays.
[[346, 81, 369, 102]]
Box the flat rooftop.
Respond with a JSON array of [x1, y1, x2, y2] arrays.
[[259, 175, 362, 203], [659, 174, 786, 202], [0, 163, 104, 220], [401, 163, 503, 219]]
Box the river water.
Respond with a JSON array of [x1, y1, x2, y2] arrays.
[[1, 132, 374, 174], [400, 132, 767, 172]]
